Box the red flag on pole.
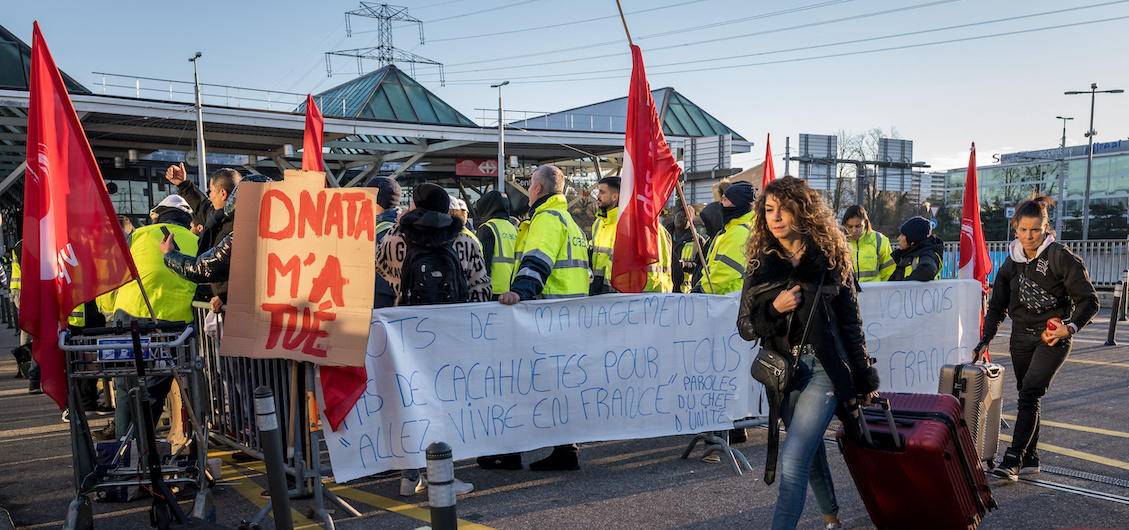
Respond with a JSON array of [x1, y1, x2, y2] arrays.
[[958, 142, 991, 293], [610, 45, 682, 293], [762, 133, 776, 190], [302, 94, 325, 172], [23, 22, 140, 409]]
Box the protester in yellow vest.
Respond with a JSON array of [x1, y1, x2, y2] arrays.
[[842, 204, 895, 282], [699, 182, 756, 294], [475, 190, 517, 297], [491, 165, 589, 472], [589, 176, 673, 293], [97, 196, 200, 441], [589, 176, 619, 294]]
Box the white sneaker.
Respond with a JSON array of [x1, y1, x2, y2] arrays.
[[400, 476, 421, 497], [414, 477, 474, 496]]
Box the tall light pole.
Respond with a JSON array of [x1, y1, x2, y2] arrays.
[[1065, 83, 1123, 240], [491, 81, 509, 192], [189, 52, 208, 190], [1054, 116, 1072, 234]]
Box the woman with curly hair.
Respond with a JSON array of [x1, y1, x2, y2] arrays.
[[736, 176, 880, 530]]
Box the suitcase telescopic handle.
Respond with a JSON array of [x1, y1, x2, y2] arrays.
[[860, 397, 903, 451]]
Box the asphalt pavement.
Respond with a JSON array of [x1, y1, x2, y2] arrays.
[[1, 309, 1128, 530]]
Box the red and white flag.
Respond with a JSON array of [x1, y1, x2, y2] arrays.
[[958, 142, 991, 294], [762, 133, 776, 190], [611, 45, 682, 293], [22, 22, 139, 409], [302, 94, 325, 172]]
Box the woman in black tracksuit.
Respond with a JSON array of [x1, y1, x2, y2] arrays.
[[977, 195, 1098, 481]]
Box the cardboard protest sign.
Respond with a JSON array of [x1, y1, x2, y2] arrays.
[[222, 170, 376, 367]]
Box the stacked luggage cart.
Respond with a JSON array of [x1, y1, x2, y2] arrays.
[[59, 320, 214, 530]]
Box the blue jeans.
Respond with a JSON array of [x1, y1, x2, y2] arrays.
[[772, 353, 839, 530]]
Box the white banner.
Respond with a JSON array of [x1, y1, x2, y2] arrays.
[[322, 280, 981, 482]]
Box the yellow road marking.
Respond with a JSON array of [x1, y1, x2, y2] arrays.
[[1001, 415, 1129, 439], [328, 485, 496, 530], [1000, 434, 1129, 471], [990, 351, 1129, 368], [217, 453, 321, 529]]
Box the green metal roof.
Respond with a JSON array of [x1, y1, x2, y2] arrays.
[[509, 87, 745, 141], [0, 24, 90, 93], [302, 64, 475, 126]]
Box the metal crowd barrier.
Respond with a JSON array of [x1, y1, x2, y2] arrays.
[[190, 301, 359, 527], [941, 239, 1129, 287]]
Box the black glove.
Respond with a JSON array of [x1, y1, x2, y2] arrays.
[[973, 340, 990, 362]]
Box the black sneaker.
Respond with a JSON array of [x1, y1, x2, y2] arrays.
[[992, 451, 1021, 482], [529, 450, 580, 471], [1019, 455, 1040, 475]]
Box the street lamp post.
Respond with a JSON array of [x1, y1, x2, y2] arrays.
[[1065, 83, 1123, 240], [491, 81, 509, 192], [1054, 116, 1072, 234], [189, 52, 207, 190]]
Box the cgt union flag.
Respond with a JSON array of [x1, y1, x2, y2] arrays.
[[610, 45, 682, 293], [22, 22, 139, 409], [958, 142, 991, 293]]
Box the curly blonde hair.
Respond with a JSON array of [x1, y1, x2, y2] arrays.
[[746, 176, 853, 284]]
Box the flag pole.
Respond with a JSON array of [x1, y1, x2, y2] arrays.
[[615, 1, 713, 293], [134, 277, 161, 327], [615, 0, 633, 46], [675, 184, 715, 292]]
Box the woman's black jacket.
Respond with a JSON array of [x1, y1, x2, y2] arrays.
[[982, 240, 1099, 341], [737, 244, 880, 406]]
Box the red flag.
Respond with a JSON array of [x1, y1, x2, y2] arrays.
[[319, 365, 366, 432], [958, 142, 991, 292], [762, 133, 776, 190], [22, 22, 140, 409], [302, 94, 325, 172], [610, 45, 682, 293]]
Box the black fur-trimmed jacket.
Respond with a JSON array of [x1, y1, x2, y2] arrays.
[[737, 244, 880, 405]]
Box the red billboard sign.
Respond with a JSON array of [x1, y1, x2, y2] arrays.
[[455, 158, 499, 177]]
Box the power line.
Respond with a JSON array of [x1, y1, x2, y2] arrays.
[[433, 0, 1127, 83], [427, 0, 712, 43], [351, 0, 546, 33], [438, 14, 1129, 85], [433, 0, 861, 69]]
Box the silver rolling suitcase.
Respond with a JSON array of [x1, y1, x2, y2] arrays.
[[939, 360, 1005, 467]]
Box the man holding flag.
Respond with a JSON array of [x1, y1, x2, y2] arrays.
[[21, 22, 140, 411]]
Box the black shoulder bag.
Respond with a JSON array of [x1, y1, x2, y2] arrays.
[[750, 272, 825, 484]]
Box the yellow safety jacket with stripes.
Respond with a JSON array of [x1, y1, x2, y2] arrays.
[[10, 250, 20, 291], [114, 224, 199, 322], [642, 224, 674, 293], [512, 194, 590, 298], [590, 206, 617, 292], [483, 218, 517, 294], [679, 237, 698, 293], [849, 230, 895, 282], [699, 210, 756, 295], [590, 207, 674, 293]]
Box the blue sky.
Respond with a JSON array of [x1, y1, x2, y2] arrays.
[[8, 0, 1129, 173]]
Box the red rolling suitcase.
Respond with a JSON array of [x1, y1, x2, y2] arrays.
[[836, 393, 996, 530]]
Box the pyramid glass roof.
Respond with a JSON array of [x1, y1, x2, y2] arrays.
[[509, 87, 744, 141], [0, 24, 89, 93], [302, 65, 475, 126]]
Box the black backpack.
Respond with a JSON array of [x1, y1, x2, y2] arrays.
[[400, 242, 469, 306]]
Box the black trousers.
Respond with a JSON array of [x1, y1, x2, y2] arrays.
[[1008, 330, 1071, 458]]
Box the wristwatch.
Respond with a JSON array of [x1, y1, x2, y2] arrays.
[[1064, 320, 1078, 335]]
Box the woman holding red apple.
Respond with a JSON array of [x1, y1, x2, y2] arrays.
[[977, 194, 1099, 482]]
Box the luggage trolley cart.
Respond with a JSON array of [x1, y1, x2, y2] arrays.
[[59, 320, 214, 530]]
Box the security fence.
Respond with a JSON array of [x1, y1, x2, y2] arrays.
[[941, 239, 1128, 287]]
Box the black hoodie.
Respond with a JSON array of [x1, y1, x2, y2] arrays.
[[474, 191, 511, 266], [889, 235, 944, 281]]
